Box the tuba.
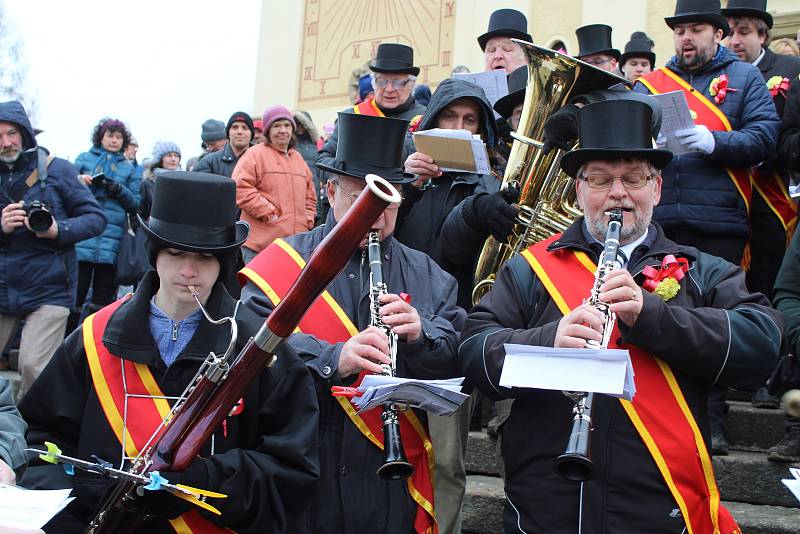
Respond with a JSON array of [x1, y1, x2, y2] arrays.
[[472, 41, 627, 305]]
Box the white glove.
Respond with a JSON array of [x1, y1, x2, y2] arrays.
[[675, 125, 715, 155], [655, 132, 667, 149]]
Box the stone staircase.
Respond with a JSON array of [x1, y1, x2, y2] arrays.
[[462, 400, 800, 533]]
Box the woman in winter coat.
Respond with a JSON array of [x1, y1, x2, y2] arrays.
[[233, 106, 316, 263], [73, 118, 139, 316], [139, 141, 181, 222]]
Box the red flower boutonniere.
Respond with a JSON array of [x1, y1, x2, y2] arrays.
[[708, 75, 737, 104], [767, 75, 791, 98], [642, 255, 690, 302]]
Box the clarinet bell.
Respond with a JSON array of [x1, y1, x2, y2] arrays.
[[377, 406, 415, 480]]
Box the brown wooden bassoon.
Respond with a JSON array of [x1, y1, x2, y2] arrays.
[[87, 174, 402, 533]]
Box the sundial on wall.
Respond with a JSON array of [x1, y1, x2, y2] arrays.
[[298, 0, 457, 107]]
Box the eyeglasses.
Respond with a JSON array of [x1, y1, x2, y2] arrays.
[[373, 76, 416, 90], [578, 172, 654, 189]]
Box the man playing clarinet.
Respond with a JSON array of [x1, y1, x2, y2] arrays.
[[459, 99, 781, 533], [241, 112, 464, 534]]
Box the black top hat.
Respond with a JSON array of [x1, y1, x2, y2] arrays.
[[477, 9, 532, 51], [560, 100, 673, 178], [370, 43, 420, 76], [721, 0, 772, 28], [494, 66, 528, 119], [316, 113, 415, 184], [139, 171, 248, 252], [665, 0, 730, 36], [619, 37, 657, 67], [576, 24, 621, 60]]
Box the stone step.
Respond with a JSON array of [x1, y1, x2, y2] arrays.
[[466, 432, 800, 508], [462, 475, 800, 534], [724, 400, 787, 452], [0, 370, 22, 404]]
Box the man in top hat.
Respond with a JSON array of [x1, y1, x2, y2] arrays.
[[722, 0, 800, 462], [459, 98, 781, 533], [479, 8, 531, 74], [316, 43, 426, 179], [192, 111, 255, 178], [576, 24, 621, 73], [19, 171, 319, 532], [241, 112, 464, 534], [633, 0, 780, 455], [620, 32, 657, 83], [632, 0, 779, 268], [721, 0, 800, 300]]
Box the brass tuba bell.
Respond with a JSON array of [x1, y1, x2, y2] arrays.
[[472, 41, 628, 305]]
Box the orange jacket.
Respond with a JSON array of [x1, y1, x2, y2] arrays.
[[233, 143, 317, 251]]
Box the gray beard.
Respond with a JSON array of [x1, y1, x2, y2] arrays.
[[0, 151, 21, 164], [585, 209, 652, 245]]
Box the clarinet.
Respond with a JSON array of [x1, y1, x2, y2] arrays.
[[87, 174, 402, 533], [553, 208, 624, 482], [367, 231, 414, 481]]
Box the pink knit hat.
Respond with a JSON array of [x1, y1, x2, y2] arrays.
[[261, 105, 295, 132]]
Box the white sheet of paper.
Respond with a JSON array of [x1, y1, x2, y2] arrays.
[[499, 344, 636, 400], [452, 70, 509, 119], [0, 484, 75, 529], [781, 467, 800, 503], [651, 90, 695, 156]]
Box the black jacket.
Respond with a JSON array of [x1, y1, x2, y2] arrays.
[[396, 78, 501, 309], [459, 220, 782, 533], [241, 212, 464, 534], [191, 142, 245, 178], [19, 272, 319, 533], [760, 48, 800, 174]]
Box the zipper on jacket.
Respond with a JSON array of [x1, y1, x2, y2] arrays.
[[171, 323, 178, 341]]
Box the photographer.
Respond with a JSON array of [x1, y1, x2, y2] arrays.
[[0, 100, 105, 394], [72, 118, 139, 328]]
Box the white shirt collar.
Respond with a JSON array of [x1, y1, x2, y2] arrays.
[[752, 48, 766, 67], [617, 229, 649, 269]]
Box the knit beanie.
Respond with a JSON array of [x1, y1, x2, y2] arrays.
[[253, 118, 264, 133], [358, 74, 373, 101], [201, 119, 226, 142], [152, 141, 182, 165], [261, 105, 295, 132], [225, 111, 255, 141]]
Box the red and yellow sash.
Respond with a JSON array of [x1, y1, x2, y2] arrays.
[[240, 238, 437, 534], [84, 298, 232, 533], [353, 97, 423, 131], [639, 68, 753, 214], [520, 236, 740, 534], [752, 167, 797, 242]]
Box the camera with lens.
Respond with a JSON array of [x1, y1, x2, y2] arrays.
[[22, 200, 54, 232]]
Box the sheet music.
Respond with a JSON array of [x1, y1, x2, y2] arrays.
[[0, 484, 74, 529], [453, 70, 509, 119], [651, 90, 695, 156], [352, 376, 468, 416]]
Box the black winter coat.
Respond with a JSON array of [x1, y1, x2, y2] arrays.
[[766, 49, 800, 174], [19, 272, 320, 533], [191, 142, 245, 178], [459, 220, 782, 533], [241, 213, 464, 534]]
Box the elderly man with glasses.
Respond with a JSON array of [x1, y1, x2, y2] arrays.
[[242, 112, 464, 534], [316, 43, 426, 178], [459, 99, 781, 533]]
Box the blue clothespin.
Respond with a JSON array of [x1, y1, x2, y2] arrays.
[[63, 463, 75, 476], [143, 471, 169, 491], [91, 455, 113, 470]]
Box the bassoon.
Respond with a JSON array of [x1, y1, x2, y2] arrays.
[[87, 174, 402, 533]]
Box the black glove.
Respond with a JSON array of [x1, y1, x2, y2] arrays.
[[467, 191, 519, 241], [542, 103, 580, 154], [106, 180, 123, 197]]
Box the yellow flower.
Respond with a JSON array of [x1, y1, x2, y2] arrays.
[[767, 75, 784, 90], [654, 278, 680, 301], [709, 77, 720, 96]]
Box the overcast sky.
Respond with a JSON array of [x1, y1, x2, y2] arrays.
[[6, 0, 261, 163]]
